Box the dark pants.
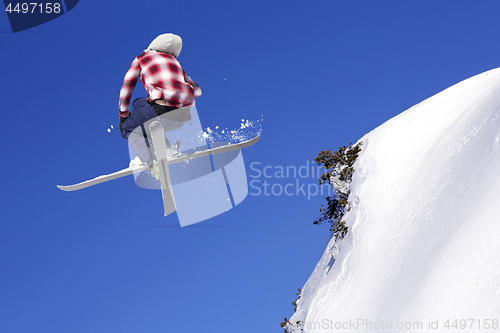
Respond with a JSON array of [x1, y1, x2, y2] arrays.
[[121, 97, 191, 163]]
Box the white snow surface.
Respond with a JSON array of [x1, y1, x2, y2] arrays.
[[290, 68, 500, 332]]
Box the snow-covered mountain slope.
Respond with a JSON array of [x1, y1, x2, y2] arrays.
[[290, 68, 500, 332]]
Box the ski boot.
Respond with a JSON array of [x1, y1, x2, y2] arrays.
[[150, 138, 182, 183]]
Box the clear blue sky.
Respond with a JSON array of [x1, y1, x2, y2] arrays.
[[1, 1, 500, 332]]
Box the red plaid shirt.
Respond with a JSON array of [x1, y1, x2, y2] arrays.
[[119, 51, 202, 114]]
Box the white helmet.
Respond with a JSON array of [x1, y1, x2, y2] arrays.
[[145, 33, 183, 58]]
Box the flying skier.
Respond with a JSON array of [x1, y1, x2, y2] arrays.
[[118, 33, 202, 164], [57, 32, 260, 220]]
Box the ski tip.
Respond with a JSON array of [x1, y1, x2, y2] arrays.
[[57, 185, 73, 192], [150, 121, 164, 131]]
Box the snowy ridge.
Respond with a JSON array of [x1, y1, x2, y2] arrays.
[[290, 68, 500, 332]]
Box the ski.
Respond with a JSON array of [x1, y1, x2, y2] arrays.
[[56, 163, 150, 192], [150, 121, 177, 217], [164, 134, 260, 164], [57, 135, 260, 192]]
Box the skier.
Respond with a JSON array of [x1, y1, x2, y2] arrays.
[[118, 33, 202, 164]]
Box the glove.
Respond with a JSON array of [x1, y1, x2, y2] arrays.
[[119, 111, 129, 135]]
